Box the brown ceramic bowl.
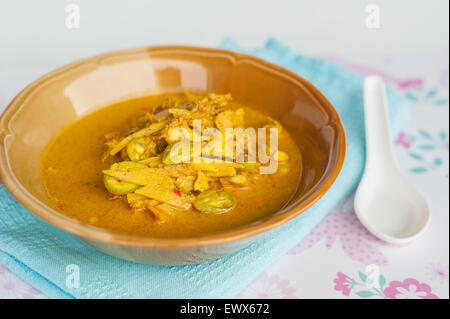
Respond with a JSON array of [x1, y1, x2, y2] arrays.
[[0, 45, 345, 265]]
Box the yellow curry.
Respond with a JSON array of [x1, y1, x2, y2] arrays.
[[40, 93, 301, 238]]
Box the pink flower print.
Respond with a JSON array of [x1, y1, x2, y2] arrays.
[[395, 132, 411, 149], [426, 263, 449, 284], [235, 273, 297, 299], [322, 55, 423, 91], [384, 279, 438, 299], [397, 78, 424, 90], [438, 69, 449, 88], [0, 265, 47, 299], [289, 193, 399, 265], [333, 272, 353, 296]]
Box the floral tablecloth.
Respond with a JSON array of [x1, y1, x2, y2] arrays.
[[0, 50, 448, 299]]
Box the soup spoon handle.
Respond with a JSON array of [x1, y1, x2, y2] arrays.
[[363, 76, 397, 173]]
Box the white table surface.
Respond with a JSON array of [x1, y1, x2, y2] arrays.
[[0, 49, 448, 299]]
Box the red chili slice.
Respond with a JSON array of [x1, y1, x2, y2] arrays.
[[173, 189, 182, 197]]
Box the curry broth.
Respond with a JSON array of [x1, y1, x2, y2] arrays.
[[40, 94, 302, 238]]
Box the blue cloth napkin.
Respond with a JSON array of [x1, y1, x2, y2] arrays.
[[0, 38, 410, 299]]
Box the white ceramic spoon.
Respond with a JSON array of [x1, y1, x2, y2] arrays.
[[354, 75, 431, 244]]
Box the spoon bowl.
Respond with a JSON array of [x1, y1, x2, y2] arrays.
[[354, 76, 430, 244], [355, 167, 430, 243]]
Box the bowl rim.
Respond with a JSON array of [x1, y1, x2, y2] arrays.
[[0, 45, 346, 248]]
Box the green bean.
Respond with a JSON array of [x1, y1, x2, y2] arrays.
[[103, 161, 146, 195], [126, 137, 155, 161], [162, 141, 192, 164], [194, 189, 236, 214]]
